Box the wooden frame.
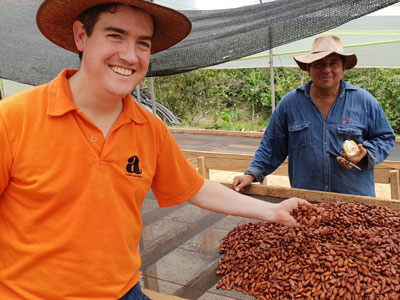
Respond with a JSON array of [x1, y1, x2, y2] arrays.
[[182, 150, 400, 201]]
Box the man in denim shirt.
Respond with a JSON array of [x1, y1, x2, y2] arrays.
[[233, 35, 395, 197]]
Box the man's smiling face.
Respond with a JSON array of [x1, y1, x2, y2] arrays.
[[308, 53, 346, 91], [75, 5, 154, 98]]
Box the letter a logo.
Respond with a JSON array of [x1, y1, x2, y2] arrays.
[[126, 156, 142, 174]]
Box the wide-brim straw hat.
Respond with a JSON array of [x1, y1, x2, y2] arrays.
[[36, 0, 192, 54], [293, 35, 357, 71]]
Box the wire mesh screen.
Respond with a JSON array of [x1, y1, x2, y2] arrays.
[[139, 191, 283, 299], [148, 0, 400, 76]]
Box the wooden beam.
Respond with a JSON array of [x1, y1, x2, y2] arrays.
[[219, 181, 400, 211], [182, 150, 400, 199], [143, 288, 187, 300]]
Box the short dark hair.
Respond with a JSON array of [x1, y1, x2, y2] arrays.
[[76, 3, 121, 60]]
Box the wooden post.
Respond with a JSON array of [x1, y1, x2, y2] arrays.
[[390, 170, 400, 200], [197, 157, 210, 179], [141, 225, 160, 292]]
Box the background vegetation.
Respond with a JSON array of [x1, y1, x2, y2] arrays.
[[144, 68, 400, 134]]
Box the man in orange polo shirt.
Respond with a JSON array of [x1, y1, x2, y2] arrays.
[[0, 1, 317, 299]]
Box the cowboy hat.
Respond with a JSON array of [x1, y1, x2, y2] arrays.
[[36, 0, 192, 54], [293, 35, 357, 71]]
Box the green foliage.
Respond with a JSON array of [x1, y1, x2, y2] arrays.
[[344, 68, 400, 134], [221, 108, 234, 129], [213, 111, 219, 125], [150, 68, 400, 134], [240, 70, 270, 113]]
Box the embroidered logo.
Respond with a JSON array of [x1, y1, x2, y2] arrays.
[[342, 119, 350, 125], [126, 155, 142, 177]]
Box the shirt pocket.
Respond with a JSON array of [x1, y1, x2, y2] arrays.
[[337, 125, 362, 142], [288, 121, 311, 149]]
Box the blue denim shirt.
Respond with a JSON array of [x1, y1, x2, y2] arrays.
[[246, 80, 395, 196]]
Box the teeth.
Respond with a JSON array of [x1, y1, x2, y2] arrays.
[[111, 66, 133, 76]]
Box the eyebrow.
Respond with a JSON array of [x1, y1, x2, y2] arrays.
[[104, 26, 153, 41]]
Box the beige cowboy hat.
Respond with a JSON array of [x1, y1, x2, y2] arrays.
[[36, 0, 192, 54], [293, 35, 357, 71]]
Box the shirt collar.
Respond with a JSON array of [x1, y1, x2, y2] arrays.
[[47, 69, 78, 116], [47, 69, 147, 124], [297, 80, 357, 98]]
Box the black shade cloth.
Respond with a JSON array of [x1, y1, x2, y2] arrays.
[[1, 0, 399, 86]]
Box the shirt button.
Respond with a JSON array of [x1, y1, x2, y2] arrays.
[[90, 135, 97, 142], [325, 163, 328, 167], [325, 185, 329, 190], [324, 141, 328, 145]]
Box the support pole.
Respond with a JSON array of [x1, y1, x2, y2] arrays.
[[135, 85, 141, 103], [149, 77, 156, 114], [260, 0, 275, 113], [0, 78, 5, 100], [269, 49, 275, 112]]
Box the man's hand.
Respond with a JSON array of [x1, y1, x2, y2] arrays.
[[232, 174, 254, 192], [271, 198, 322, 227], [338, 144, 367, 170]]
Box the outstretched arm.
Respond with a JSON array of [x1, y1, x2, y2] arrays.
[[189, 179, 315, 227]]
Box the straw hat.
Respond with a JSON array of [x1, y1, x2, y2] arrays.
[[36, 0, 192, 54], [293, 35, 357, 71]]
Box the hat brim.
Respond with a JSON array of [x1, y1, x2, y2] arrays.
[[36, 0, 192, 54], [293, 51, 357, 71]]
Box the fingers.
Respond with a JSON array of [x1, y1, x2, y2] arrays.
[[337, 156, 352, 170], [285, 200, 324, 228], [232, 176, 246, 192], [232, 176, 240, 190], [357, 144, 367, 160], [234, 182, 245, 192], [233, 175, 253, 192], [295, 198, 312, 207]]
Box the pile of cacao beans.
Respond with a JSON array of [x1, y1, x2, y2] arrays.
[[216, 201, 400, 300]]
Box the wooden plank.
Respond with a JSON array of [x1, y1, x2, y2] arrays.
[[219, 181, 400, 211], [204, 157, 250, 172], [377, 160, 400, 169], [375, 169, 391, 184], [270, 164, 288, 176], [182, 150, 400, 199], [390, 170, 400, 200], [170, 128, 263, 138], [183, 149, 254, 160], [143, 288, 187, 300]]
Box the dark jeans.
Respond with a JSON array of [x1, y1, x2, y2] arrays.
[[119, 282, 151, 300]]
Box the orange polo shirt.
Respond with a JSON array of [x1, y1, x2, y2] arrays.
[[0, 69, 204, 300]]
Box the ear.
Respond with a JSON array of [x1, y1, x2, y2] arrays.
[[306, 64, 311, 75], [72, 20, 87, 52]]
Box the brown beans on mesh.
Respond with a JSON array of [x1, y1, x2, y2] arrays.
[[216, 201, 400, 300]]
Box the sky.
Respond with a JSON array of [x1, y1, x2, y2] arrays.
[[155, 0, 266, 10], [154, 0, 400, 14]]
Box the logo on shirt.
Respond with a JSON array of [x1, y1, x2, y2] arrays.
[[126, 155, 142, 178], [342, 119, 350, 125]]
